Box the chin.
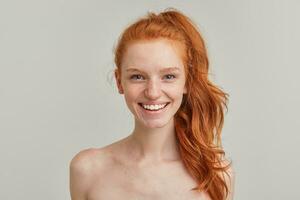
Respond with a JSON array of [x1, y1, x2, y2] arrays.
[[141, 118, 173, 129], [144, 123, 166, 129]]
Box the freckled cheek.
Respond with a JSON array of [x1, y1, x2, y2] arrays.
[[167, 90, 185, 100], [163, 84, 186, 96], [123, 84, 145, 99]]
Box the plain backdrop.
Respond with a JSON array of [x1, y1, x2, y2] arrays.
[[1, 0, 299, 199]]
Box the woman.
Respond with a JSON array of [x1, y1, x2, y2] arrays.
[[70, 8, 235, 200]]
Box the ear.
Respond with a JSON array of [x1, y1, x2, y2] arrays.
[[115, 69, 124, 94], [183, 85, 187, 94]]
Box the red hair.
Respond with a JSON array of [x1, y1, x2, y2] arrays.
[[114, 8, 231, 200]]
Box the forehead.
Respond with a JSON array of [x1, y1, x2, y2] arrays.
[[121, 39, 185, 72]]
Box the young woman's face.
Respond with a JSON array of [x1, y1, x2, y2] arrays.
[[116, 39, 187, 129]]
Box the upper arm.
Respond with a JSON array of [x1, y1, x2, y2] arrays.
[[69, 149, 95, 200]]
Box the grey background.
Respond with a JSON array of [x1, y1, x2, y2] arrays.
[[1, 0, 299, 199]]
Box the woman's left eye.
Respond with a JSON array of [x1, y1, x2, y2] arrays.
[[164, 74, 176, 80]]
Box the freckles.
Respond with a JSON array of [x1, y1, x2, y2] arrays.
[[166, 84, 185, 92], [125, 86, 145, 97]]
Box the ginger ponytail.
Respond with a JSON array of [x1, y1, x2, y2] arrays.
[[114, 8, 232, 200]]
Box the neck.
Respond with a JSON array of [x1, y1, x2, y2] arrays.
[[125, 118, 181, 166]]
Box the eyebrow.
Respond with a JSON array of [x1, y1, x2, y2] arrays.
[[126, 67, 181, 73]]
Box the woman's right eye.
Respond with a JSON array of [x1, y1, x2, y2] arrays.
[[130, 74, 144, 80]]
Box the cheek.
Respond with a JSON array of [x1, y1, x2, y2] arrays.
[[123, 84, 144, 100], [165, 83, 186, 96]]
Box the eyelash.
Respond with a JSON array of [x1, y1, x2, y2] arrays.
[[130, 74, 176, 80]]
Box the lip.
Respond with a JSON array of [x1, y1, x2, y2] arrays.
[[138, 102, 170, 114], [139, 102, 170, 105]]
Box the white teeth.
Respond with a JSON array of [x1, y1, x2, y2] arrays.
[[142, 103, 167, 111]]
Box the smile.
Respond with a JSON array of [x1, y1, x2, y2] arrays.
[[138, 103, 170, 111]]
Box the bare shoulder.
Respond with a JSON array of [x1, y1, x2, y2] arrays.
[[71, 148, 100, 167], [218, 159, 235, 200], [70, 138, 127, 174], [70, 147, 112, 176], [69, 148, 110, 200]]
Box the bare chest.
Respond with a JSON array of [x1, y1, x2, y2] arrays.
[[87, 162, 209, 200]]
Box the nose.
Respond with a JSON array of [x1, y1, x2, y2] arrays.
[[144, 79, 161, 99]]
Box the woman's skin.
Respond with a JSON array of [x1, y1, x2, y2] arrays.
[[114, 39, 187, 165], [69, 39, 229, 200]]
